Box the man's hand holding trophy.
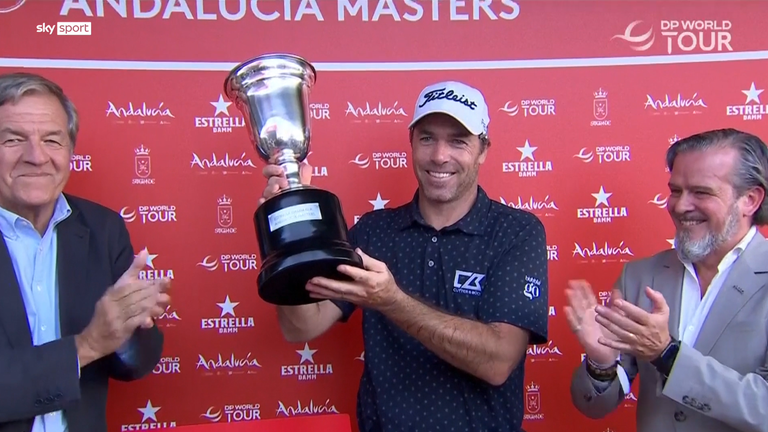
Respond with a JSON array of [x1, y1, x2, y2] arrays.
[[223, 53, 363, 306]]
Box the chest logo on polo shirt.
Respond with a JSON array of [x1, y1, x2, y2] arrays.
[[453, 270, 486, 296]]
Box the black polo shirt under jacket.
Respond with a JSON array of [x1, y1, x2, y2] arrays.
[[332, 186, 549, 432]]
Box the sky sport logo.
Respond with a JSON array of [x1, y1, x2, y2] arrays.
[[36, 22, 91, 36]]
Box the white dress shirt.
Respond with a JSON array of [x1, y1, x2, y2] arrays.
[[591, 226, 757, 394], [678, 226, 756, 346]]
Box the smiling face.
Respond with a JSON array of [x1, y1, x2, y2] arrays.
[[667, 145, 762, 262], [0, 92, 72, 218], [410, 113, 487, 205]]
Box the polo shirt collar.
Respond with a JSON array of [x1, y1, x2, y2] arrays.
[[398, 185, 491, 235]]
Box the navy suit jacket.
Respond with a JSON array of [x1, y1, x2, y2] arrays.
[[0, 194, 164, 432]]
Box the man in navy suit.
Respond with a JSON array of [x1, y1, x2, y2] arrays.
[[0, 72, 171, 432]]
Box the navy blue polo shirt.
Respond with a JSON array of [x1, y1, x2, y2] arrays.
[[332, 186, 549, 432]]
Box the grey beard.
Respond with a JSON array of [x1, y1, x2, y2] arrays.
[[675, 205, 740, 263]]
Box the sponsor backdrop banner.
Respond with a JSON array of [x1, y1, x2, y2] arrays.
[[1, 1, 767, 431]]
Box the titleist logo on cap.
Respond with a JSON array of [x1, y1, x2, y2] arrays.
[[419, 87, 478, 110]]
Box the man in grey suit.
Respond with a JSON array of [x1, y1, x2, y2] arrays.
[[565, 128, 768, 432]]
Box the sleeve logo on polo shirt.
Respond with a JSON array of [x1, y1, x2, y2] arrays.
[[524, 276, 542, 300], [452, 270, 486, 296]]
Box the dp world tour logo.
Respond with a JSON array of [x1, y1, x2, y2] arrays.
[[0, 0, 25, 13]]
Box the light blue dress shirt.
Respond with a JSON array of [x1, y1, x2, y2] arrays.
[[0, 194, 72, 432]]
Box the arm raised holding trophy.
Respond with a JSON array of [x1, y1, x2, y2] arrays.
[[223, 53, 365, 341], [226, 54, 394, 341], [258, 150, 404, 343], [258, 162, 347, 342]]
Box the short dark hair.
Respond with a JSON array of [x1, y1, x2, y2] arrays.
[[666, 128, 768, 225], [0, 72, 79, 148]]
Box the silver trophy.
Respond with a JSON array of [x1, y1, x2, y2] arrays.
[[224, 53, 362, 306]]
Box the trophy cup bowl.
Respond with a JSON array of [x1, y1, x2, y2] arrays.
[[224, 53, 363, 306]]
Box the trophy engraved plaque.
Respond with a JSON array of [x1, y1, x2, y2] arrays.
[[224, 53, 363, 306]]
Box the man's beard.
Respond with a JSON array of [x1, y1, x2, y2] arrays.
[[675, 204, 740, 263]]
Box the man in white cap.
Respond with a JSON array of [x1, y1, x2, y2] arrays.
[[259, 81, 549, 432]]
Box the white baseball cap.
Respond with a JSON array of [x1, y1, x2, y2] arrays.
[[408, 81, 490, 136]]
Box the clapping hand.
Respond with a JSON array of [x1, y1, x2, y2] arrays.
[[564, 280, 620, 366], [77, 250, 171, 362], [594, 286, 671, 361]]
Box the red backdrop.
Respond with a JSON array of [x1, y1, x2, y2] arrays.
[[2, 1, 768, 431]]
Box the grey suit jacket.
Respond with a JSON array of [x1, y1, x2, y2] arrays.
[[570, 230, 768, 432]]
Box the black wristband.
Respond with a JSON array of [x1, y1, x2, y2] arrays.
[[586, 358, 618, 382], [651, 338, 680, 378]]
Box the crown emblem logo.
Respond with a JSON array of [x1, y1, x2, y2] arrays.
[[134, 145, 150, 156], [526, 382, 540, 392], [594, 88, 608, 99], [668, 134, 680, 144], [217, 195, 232, 206]]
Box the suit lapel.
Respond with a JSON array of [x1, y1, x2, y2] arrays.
[[652, 250, 684, 339], [694, 232, 768, 355], [56, 210, 90, 338], [0, 235, 32, 347]]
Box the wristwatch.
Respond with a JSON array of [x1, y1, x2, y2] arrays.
[[651, 338, 681, 378]]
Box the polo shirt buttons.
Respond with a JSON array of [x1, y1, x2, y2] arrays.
[[431, 236, 437, 243], [428, 260, 435, 267]]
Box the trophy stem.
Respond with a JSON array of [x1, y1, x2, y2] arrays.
[[273, 148, 303, 190]]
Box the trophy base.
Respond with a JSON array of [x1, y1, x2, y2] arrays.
[[257, 246, 363, 306], [254, 186, 363, 306]]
